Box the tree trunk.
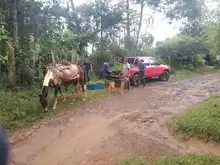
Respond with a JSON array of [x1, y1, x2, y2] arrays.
[[17, 5, 25, 50], [51, 50, 55, 63], [100, 0, 104, 54], [126, 0, 130, 39], [125, 0, 131, 52], [134, 0, 144, 56], [70, 0, 74, 10], [8, 0, 18, 86]]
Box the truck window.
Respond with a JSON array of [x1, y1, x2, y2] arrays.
[[143, 58, 150, 66], [134, 58, 138, 65], [149, 59, 158, 65]]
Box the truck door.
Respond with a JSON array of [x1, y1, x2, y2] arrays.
[[149, 58, 161, 77], [142, 58, 150, 78]]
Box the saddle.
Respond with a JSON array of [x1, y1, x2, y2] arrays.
[[49, 61, 80, 84]]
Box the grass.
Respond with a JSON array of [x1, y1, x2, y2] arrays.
[[154, 154, 220, 165], [0, 87, 109, 131], [169, 95, 220, 142], [170, 66, 220, 81], [170, 69, 195, 81], [116, 154, 220, 165], [116, 155, 147, 165]]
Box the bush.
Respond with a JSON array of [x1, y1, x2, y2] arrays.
[[169, 95, 220, 141], [193, 54, 205, 68]]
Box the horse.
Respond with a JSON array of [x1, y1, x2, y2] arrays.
[[38, 60, 87, 111]]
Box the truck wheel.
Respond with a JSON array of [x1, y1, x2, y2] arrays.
[[159, 71, 170, 81], [131, 74, 140, 86]]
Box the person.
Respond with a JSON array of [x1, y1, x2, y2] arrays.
[[0, 125, 9, 165], [138, 59, 146, 86], [122, 59, 130, 89], [84, 59, 93, 82], [99, 61, 111, 79]]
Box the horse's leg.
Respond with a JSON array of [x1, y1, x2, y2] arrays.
[[82, 83, 87, 102], [53, 86, 58, 110], [82, 71, 87, 102], [58, 86, 67, 103], [76, 82, 80, 99], [72, 80, 80, 103]]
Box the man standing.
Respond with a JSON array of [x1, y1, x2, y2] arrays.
[[122, 59, 130, 89], [99, 61, 111, 79], [84, 59, 93, 82], [138, 59, 146, 86]]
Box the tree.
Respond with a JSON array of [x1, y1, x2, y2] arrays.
[[164, 0, 204, 37], [133, 0, 161, 54], [8, 0, 18, 86], [155, 35, 208, 68]]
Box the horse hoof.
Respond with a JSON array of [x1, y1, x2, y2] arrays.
[[83, 99, 86, 102], [52, 107, 56, 110]]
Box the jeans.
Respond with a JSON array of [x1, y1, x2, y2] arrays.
[[86, 70, 91, 82], [138, 71, 145, 86]]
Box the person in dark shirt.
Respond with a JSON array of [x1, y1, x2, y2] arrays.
[[138, 59, 146, 86], [99, 62, 111, 79], [0, 125, 9, 165], [84, 59, 93, 82]]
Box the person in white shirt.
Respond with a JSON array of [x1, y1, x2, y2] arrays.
[[122, 59, 130, 89], [122, 59, 130, 77]]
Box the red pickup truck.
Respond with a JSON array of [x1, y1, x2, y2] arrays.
[[124, 56, 171, 86]]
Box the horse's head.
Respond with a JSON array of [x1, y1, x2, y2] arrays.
[[38, 92, 50, 111], [38, 86, 50, 111]]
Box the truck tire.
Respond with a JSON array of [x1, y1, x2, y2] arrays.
[[159, 70, 170, 81], [131, 73, 140, 86]]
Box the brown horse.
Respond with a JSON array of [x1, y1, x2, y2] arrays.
[[38, 60, 87, 111]]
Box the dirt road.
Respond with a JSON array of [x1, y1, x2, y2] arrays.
[[10, 73, 220, 165]]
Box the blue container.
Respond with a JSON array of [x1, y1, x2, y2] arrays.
[[86, 84, 105, 90]]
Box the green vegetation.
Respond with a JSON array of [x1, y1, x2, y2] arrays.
[[112, 64, 123, 72], [154, 154, 220, 165], [169, 95, 220, 142], [116, 154, 220, 165], [2, 0, 220, 90], [116, 155, 147, 165], [0, 88, 108, 131]]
